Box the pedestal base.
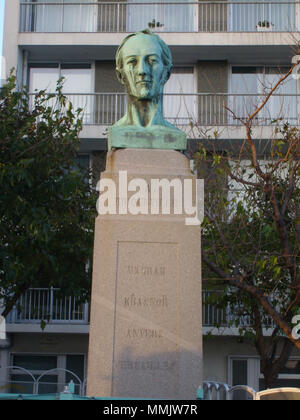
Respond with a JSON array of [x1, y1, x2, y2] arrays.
[[86, 149, 202, 399]]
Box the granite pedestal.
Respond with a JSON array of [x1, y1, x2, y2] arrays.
[[86, 149, 202, 399]]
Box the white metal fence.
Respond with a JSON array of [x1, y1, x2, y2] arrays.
[[19, 2, 299, 33], [5, 287, 275, 328], [28, 92, 299, 126], [6, 288, 89, 324], [202, 289, 275, 328], [0, 366, 84, 396]]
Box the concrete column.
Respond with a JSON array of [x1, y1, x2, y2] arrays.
[[0, 336, 11, 394], [2, 0, 20, 81]]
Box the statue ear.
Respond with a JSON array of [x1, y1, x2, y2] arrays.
[[165, 70, 171, 83], [164, 65, 173, 83], [116, 69, 124, 85]]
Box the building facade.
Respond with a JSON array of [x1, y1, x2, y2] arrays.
[[1, 0, 300, 396]]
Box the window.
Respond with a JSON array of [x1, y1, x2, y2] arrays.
[[126, 0, 196, 32], [29, 64, 93, 124], [74, 154, 91, 183], [75, 154, 90, 173], [9, 354, 85, 395], [229, 356, 260, 399], [10, 354, 58, 394], [230, 66, 297, 125], [66, 355, 85, 395], [164, 67, 196, 126], [22, 0, 97, 32], [228, 0, 296, 32], [259, 359, 300, 390]]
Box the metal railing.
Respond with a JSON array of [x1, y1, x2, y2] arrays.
[[202, 289, 275, 328], [5, 287, 275, 328], [0, 366, 84, 396], [28, 92, 299, 127], [19, 2, 299, 33], [6, 288, 89, 324]]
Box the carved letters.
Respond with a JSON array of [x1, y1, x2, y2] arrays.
[[127, 265, 166, 276], [124, 294, 168, 308]]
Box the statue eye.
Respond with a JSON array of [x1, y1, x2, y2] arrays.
[[127, 59, 137, 66], [149, 57, 158, 65]]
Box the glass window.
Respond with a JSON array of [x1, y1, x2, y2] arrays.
[[164, 67, 195, 125], [29, 65, 92, 93], [9, 353, 86, 395], [127, 0, 195, 32], [10, 354, 58, 395], [259, 378, 300, 391], [10, 374, 58, 395], [75, 154, 90, 172], [228, 0, 296, 32], [230, 66, 297, 124], [31, 0, 96, 32], [280, 359, 300, 375], [259, 358, 300, 391], [61, 0, 97, 32], [29, 65, 93, 123], [13, 355, 57, 371], [232, 359, 248, 386], [29, 67, 59, 93], [231, 359, 249, 400], [60, 68, 93, 123], [9, 374, 35, 394], [66, 354, 85, 394]]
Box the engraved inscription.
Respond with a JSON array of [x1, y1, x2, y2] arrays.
[[124, 294, 168, 308], [126, 328, 163, 339], [112, 241, 179, 397], [118, 360, 177, 371], [128, 265, 166, 276]]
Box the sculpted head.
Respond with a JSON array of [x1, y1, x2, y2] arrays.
[[115, 29, 173, 101]]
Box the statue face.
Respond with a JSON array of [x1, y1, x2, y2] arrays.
[[119, 34, 169, 100]]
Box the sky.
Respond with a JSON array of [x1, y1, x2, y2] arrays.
[[0, 0, 4, 57]]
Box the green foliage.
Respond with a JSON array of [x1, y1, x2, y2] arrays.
[[197, 126, 300, 387], [0, 74, 97, 316]]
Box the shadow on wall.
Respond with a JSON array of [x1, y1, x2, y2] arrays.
[[109, 346, 202, 399]]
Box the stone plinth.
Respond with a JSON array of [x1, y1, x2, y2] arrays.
[[86, 149, 202, 399], [108, 126, 187, 150]]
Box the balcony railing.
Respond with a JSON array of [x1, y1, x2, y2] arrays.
[[6, 288, 89, 324], [202, 289, 275, 328], [28, 92, 299, 127], [19, 2, 299, 33], [5, 288, 274, 329]]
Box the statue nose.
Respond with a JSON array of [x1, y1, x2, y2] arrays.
[[137, 60, 148, 75]]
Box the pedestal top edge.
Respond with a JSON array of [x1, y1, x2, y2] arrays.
[[106, 148, 192, 173]]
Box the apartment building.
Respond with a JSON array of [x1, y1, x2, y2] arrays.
[[1, 0, 300, 396]]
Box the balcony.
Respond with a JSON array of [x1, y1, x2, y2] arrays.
[[4, 288, 273, 335], [202, 289, 275, 332], [19, 2, 299, 33], [6, 288, 89, 331], [29, 92, 299, 129]]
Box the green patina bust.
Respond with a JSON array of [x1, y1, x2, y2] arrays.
[[108, 29, 187, 151]]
